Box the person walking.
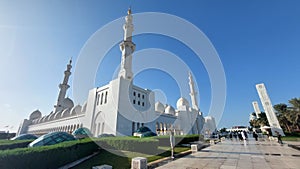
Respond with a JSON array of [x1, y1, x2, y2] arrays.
[[253, 131, 258, 141], [229, 132, 233, 141], [276, 131, 283, 145]]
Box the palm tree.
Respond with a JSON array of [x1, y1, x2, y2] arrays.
[[249, 112, 269, 128], [274, 103, 292, 133], [288, 98, 300, 130]]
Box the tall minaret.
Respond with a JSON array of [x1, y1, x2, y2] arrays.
[[118, 8, 136, 80], [189, 72, 199, 110], [54, 59, 72, 113]]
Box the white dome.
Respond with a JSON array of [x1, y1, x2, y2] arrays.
[[42, 115, 49, 122], [62, 98, 74, 109], [176, 97, 189, 109], [165, 105, 175, 115], [70, 105, 82, 116], [54, 110, 63, 120], [155, 102, 164, 113], [32, 119, 39, 124], [61, 108, 71, 118], [37, 117, 43, 123], [48, 113, 56, 121], [29, 110, 42, 120]]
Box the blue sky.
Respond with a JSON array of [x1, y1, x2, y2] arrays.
[[0, 0, 299, 132]]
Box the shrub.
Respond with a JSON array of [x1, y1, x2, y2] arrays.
[[0, 140, 33, 150], [0, 138, 99, 169], [154, 134, 203, 146], [96, 137, 158, 154]]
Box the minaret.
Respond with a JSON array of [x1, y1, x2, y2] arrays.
[[54, 59, 72, 113], [118, 8, 136, 80], [189, 72, 199, 110]]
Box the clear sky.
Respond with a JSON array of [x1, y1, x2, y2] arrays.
[[0, 0, 299, 132]]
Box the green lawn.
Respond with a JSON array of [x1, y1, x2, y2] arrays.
[[71, 146, 190, 169], [282, 136, 300, 141]]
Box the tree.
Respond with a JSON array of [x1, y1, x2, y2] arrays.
[[288, 98, 300, 130], [249, 112, 268, 128], [274, 103, 292, 133]]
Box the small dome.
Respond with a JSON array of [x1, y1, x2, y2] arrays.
[[32, 119, 39, 124], [54, 110, 63, 120], [62, 98, 74, 109], [43, 115, 49, 122], [155, 102, 164, 113], [48, 113, 56, 121], [37, 117, 44, 123], [176, 97, 189, 109], [29, 110, 42, 120], [81, 102, 87, 113], [61, 108, 71, 118], [70, 105, 82, 116], [165, 105, 175, 115]]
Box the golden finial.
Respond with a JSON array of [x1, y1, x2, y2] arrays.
[[127, 7, 132, 15]]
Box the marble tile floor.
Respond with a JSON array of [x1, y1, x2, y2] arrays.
[[156, 139, 300, 169]]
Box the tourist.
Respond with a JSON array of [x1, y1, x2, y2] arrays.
[[275, 131, 283, 145], [243, 130, 248, 140], [253, 131, 258, 141], [241, 131, 246, 141], [238, 132, 243, 141], [229, 132, 233, 141], [233, 132, 238, 141]]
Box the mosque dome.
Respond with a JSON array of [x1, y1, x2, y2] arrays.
[[54, 110, 63, 120], [48, 113, 56, 121], [61, 108, 71, 118], [29, 110, 42, 120], [70, 105, 82, 116], [155, 102, 164, 113], [165, 105, 175, 115], [43, 115, 49, 122], [176, 97, 190, 109], [62, 98, 74, 109]]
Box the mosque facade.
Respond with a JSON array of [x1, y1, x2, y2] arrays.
[[17, 9, 210, 137]]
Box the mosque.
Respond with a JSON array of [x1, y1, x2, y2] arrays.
[[17, 9, 215, 137]]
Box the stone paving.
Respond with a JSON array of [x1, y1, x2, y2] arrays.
[[156, 139, 300, 169]]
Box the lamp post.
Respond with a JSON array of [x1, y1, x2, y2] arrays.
[[170, 129, 175, 160]]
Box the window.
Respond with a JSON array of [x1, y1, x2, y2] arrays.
[[138, 93, 140, 98], [142, 102, 144, 106], [132, 122, 135, 135], [104, 91, 108, 104], [133, 92, 136, 96], [138, 101, 140, 105], [100, 93, 104, 105], [142, 95, 144, 99], [133, 100, 136, 104], [96, 94, 100, 105]]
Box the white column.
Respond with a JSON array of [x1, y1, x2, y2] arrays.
[[54, 59, 72, 113], [252, 101, 261, 118], [256, 83, 285, 136], [119, 9, 135, 80], [189, 72, 199, 110]]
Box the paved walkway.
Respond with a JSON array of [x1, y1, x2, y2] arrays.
[[156, 139, 300, 169]]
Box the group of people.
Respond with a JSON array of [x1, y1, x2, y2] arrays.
[[226, 130, 283, 145], [228, 130, 249, 141]]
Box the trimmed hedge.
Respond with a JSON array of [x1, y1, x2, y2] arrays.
[[0, 137, 160, 168], [0, 138, 99, 169], [0, 140, 33, 150], [96, 137, 159, 154], [154, 134, 203, 146]]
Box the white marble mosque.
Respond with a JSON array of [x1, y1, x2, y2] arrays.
[[17, 9, 216, 137]]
